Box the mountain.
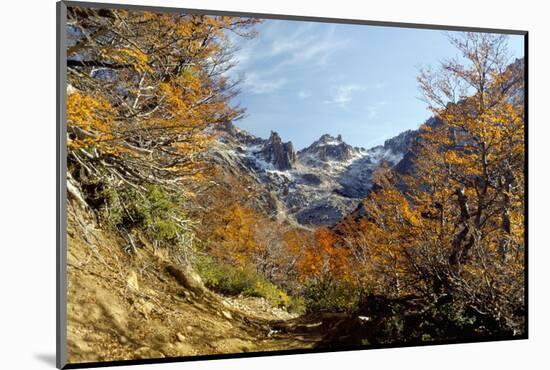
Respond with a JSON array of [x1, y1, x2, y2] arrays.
[[260, 131, 297, 171], [207, 123, 418, 226], [298, 134, 360, 164]]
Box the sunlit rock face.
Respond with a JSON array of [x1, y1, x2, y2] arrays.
[[260, 131, 297, 171], [298, 134, 358, 164]]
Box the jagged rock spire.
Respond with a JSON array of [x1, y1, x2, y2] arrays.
[[260, 131, 296, 170]]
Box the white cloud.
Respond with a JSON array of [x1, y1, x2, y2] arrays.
[[325, 84, 365, 108], [224, 22, 350, 96], [243, 72, 287, 94], [233, 47, 252, 66], [228, 23, 349, 77], [269, 24, 348, 67], [268, 23, 313, 56]]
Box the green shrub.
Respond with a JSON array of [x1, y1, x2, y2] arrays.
[[100, 184, 190, 247], [193, 255, 300, 310], [286, 296, 306, 315], [250, 279, 292, 309], [194, 255, 256, 295], [382, 312, 405, 340], [303, 277, 360, 313]]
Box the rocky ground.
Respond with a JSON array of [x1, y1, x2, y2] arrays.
[[66, 200, 331, 365]]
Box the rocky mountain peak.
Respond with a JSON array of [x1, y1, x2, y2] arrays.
[[268, 131, 283, 143], [298, 133, 358, 163], [317, 133, 341, 143], [260, 131, 296, 171]]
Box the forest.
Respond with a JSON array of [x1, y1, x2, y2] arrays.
[[64, 6, 525, 364]]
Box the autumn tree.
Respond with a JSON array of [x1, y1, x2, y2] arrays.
[[298, 227, 352, 282], [414, 33, 525, 331], [191, 165, 313, 292], [66, 7, 259, 191], [209, 203, 260, 268], [340, 33, 524, 334]]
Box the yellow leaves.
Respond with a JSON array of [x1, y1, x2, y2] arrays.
[[180, 67, 202, 89], [509, 210, 525, 239], [160, 81, 185, 108], [445, 150, 465, 165], [141, 11, 156, 21], [159, 68, 218, 127], [66, 91, 137, 158], [369, 188, 421, 232], [172, 140, 201, 155], [67, 91, 113, 132], [210, 204, 261, 268], [100, 46, 151, 74], [67, 91, 115, 150], [69, 137, 95, 150]]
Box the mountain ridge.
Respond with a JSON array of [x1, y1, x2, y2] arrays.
[[209, 121, 420, 226]]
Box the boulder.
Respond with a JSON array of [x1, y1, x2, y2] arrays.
[[166, 264, 206, 294]]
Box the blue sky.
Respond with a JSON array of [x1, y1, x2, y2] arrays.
[[227, 20, 524, 150]]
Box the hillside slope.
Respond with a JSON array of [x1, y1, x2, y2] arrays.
[[66, 198, 328, 364]]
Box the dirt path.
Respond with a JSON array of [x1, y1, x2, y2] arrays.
[[66, 203, 330, 365]]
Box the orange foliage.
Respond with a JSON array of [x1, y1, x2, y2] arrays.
[[335, 33, 525, 332], [298, 227, 351, 282], [66, 7, 260, 182], [210, 204, 260, 268], [66, 91, 115, 149]]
